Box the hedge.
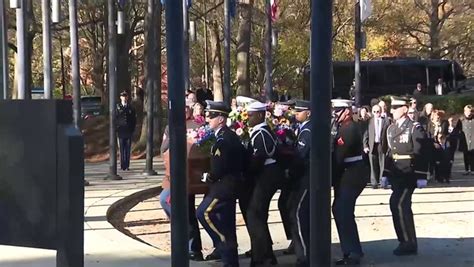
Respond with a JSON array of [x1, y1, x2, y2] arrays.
[[380, 93, 474, 115]]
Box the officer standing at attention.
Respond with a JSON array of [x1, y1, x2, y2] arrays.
[[331, 99, 369, 266], [383, 96, 429, 256], [288, 100, 311, 266], [196, 101, 245, 267], [245, 100, 284, 267], [116, 91, 136, 171]]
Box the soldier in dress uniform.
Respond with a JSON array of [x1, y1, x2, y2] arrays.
[[245, 101, 285, 266], [288, 100, 311, 267], [196, 101, 245, 267], [331, 99, 369, 266], [116, 91, 136, 171], [383, 96, 430, 256]]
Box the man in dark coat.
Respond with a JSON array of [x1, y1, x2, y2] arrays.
[[364, 104, 390, 188], [116, 91, 136, 171], [456, 105, 474, 175]]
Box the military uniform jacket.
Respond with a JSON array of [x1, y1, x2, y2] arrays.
[[289, 121, 311, 186], [246, 123, 278, 177], [208, 126, 245, 199], [384, 118, 430, 187], [116, 103, 136, 138], [332, 120, 369, 188]]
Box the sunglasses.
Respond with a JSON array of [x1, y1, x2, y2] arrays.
[[372, 110, 381, 113]]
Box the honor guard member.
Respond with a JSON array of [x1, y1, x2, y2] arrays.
[[275, 99, 298, 255], [331, 99, 369, 266], [383, 96, 430, 256], [196, 101, 245, 267], [116, 91, 136, 171], [288, 100, 311, 266], [244, 100, 285, 266]]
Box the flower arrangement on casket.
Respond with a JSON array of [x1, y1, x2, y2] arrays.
[[227, 106, 251, 146], [186, 125, 215, 194], [266, 104, 297, 168]]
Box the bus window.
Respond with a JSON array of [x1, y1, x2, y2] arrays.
[[385, 65, 401, 85]]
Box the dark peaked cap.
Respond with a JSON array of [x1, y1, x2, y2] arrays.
[[294, 100, 311, 111], [390, 96, 410, 108], [205, 100, 231, 116]]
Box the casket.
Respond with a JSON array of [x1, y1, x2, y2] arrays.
[[162, 139, 210, 195]]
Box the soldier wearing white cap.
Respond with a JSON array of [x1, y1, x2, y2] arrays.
[[383, 96, 430, 256], [331, 99, 369, 265], [244, 100, 283, 266]]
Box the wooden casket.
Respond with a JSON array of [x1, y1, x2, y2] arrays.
[[163, 138, 210, 195]]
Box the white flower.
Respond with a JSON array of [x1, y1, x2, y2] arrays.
[[236, 128, 244, 136], [226, 118, 232, 127], [274, 107, 283, 117]]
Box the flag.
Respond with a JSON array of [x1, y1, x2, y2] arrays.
[[360, 0, 372, 22], [229, 0, 236, 18], [270, 0, 278, 21]]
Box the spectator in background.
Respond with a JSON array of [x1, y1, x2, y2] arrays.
[[370, 98, 380, 108], [413, 83, 423, 98], [187, 91, 198, 107], [192, 103, 206, 125], [378, 100, 391, 120], [456, 105, 474, 175], [279, 90, 292, 102], [349, 79, 356, 100], [419, 103, 434, 133], [409, 98, 420, 121], [433, 132, 454, 183], [357, 106, 371, 135], [116, 91, 136, 171], [408, 107, 417, 121], [231, 98, 238, 111], [435, 78, 446, 96], [196, 81, 214, 107]]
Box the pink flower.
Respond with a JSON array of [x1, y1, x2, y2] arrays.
[[274, 107, 283, 117], [276, 129, 285, 137], [237, 121, 245, 129]]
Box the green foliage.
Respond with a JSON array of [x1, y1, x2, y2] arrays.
[[417, 94, 474, 115], [381, 93, 474, 115]]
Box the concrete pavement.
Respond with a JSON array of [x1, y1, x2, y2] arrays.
[[1, 153, 473, 267]]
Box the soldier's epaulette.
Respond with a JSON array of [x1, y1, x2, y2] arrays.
[[216, 137, 224, 143]]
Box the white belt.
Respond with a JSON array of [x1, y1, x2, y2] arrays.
[[265, 158, 277, 165], [344, 155, 363, 163]]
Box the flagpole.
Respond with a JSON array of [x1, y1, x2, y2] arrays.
[[354, 0, 361, 107], [264, 0, 273, 102], [183, 0, 190, 93], [223, 0, 231, 105]]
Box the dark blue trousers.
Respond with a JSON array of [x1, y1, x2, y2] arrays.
[[332, 186, 364, 257], [390, 185, 417, 246], [292, 187, 309, 266], [197, 196, 238, 267], [119, 137, 132, 170]]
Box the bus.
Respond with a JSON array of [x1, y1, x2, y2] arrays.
[[302, 58, 467, 104]]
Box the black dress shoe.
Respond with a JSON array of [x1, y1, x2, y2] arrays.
[[245, 249, 252, 258], [283, 241, 295, 255], [205, 249, 221, 261], [189, 251, 204, 261], [393, 246, 417, 256], [335, 257, 360, 265]]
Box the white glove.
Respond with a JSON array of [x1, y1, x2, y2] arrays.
[[364, 147, 370, 154], [201, 173, 210, 183], [417, 179, 427, 189]]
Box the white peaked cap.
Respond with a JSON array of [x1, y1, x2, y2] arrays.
[[247, 101, 267, 112], [331, 99, 353, 108], [236, 96, 258, 106]]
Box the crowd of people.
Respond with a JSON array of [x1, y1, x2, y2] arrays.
[[357, 98, 473, 186]]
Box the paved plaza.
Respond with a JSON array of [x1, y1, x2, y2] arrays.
[[0, 153, 473, 267]]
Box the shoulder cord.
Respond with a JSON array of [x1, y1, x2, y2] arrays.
[[251, 128, 276, 157]]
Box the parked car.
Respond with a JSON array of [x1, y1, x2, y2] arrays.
[[81, 96, 103, 119]]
